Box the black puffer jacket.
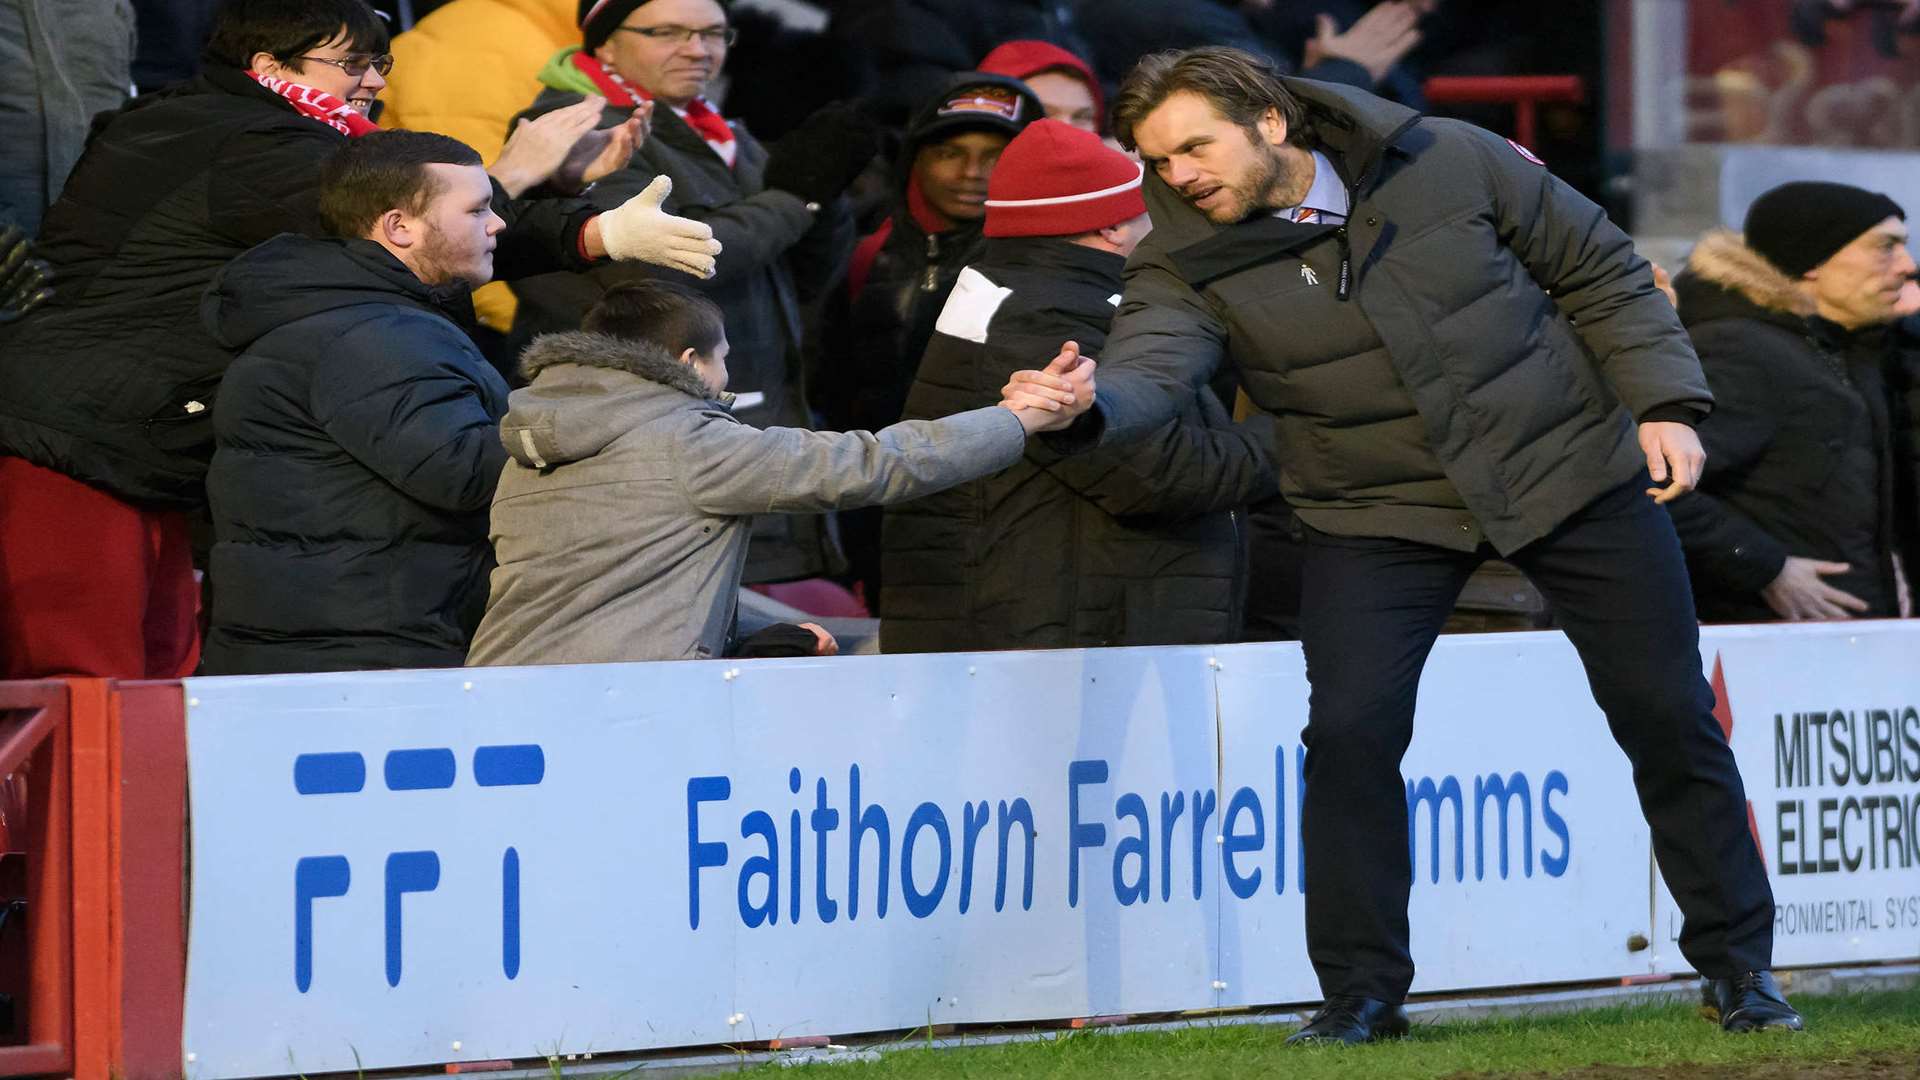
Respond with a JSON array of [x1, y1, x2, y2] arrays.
[[0, 65, 592, 510], [200, 236, 510, 675], [881, 238, 1276, 652], [1668, 230, 1912, 622], [1064, 78, 1707, 555]]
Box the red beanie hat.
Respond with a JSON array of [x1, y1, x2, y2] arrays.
[[978, 40, 1105, 129], [985, 119, 1145, 238]]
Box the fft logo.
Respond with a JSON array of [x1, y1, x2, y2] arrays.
[[290, 744, 544, 992]]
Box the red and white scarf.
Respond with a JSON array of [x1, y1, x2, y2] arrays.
[[248, 71, 379, 138], [568, 52, 736, 167]]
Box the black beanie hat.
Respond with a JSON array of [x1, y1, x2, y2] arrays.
[[580, 0, 729, 50], [1743, 181, 1906, 278]]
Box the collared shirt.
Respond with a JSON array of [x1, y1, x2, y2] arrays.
[[1274, 150, 1348, 226]]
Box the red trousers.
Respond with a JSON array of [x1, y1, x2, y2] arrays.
[[0, 456, 200, 679]]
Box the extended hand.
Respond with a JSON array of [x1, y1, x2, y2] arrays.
[[592, 175, 723, 278], [1762, 556, 1870, 620], [1640, 420, 1705, 504], [490, 96, 610, 197], [1000, 341, 1097, 434], [1305, 2, 1423, 82]]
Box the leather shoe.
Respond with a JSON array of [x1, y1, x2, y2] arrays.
[[1700, 971, 1805, 1032], [1284, 996, 1410, 1045]]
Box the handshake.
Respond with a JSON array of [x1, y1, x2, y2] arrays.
[[999, 341, 1097, 434]]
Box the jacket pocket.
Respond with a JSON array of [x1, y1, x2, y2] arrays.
[[143, 377, 219, 455]]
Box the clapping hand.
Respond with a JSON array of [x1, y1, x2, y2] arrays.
[[999, 340, 1097, 434], [490, 95, 612, 197], [559, 100, 650, 192]]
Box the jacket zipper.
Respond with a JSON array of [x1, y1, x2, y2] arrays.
[[1331, 113, 1418, 304], [922, 233, 941, 292]]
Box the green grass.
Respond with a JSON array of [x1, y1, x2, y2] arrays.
[[759, 986, 1920, 1079]]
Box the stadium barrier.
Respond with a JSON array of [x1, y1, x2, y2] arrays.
[[3, 621, 1916, 1077]]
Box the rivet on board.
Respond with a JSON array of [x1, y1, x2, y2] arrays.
[[1212, 980, 1228, 990], [186, 1053, 198, 1064], [451, 1041, 462, 1051], [724, 669, 739, 682], [727, 1012, 745, 1026], [462, 681, 473, 692], [968, 666, 976, 675], [1215, 834, 1225, 845], [1207, 657, 1221, 670], [188, 697, 200, 707]]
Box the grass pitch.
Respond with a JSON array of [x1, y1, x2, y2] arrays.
[[762, 985, 1920, 1078]]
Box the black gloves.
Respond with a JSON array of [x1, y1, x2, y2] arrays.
[[760, 101, 881, 206], [0, 227, 52, 325]]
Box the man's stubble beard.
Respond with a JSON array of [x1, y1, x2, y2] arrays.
[[1208, 141, 1301, 225]]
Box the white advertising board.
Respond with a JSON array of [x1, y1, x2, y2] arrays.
[[182, 625, 1920, 1078], [1650, 623, 1920, 974]]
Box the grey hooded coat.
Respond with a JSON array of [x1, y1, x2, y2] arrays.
[[467, 332, 1027, 667]]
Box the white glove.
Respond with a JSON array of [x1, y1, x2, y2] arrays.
[[596, 175, 722, 279]]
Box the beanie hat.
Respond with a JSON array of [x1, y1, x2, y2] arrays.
[[1743, 181, 1906, 278], [985, 119, 1146, 238], [978, 40, 1105, 129], [580, 0, 728, 50], [906, 72, 1043, 149]]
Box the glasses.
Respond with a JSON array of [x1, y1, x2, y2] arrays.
[[613, 24, 738, 47], [294, 53, 395, 77]]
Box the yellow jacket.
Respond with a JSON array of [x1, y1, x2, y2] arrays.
[[383, 0, 578, 330]]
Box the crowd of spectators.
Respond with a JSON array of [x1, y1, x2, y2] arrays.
[[0, 0, 1915, 681]]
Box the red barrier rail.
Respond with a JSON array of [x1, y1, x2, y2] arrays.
[[1422, 75, 1586, 148], [0, 682, 76, 1077], [0, 680, 187, 1080]]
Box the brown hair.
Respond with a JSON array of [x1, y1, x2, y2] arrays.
[[584, 279, 728, 357], [317, 130, 483, 239], [1109, 47, 1308, 153]]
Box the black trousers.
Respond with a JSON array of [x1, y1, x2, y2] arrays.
[[1297, 475, 1774, 1002]]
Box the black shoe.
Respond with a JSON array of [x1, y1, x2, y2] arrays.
[[1700, 971, 1805, 1032], [1284, 996, 1410, 1046]]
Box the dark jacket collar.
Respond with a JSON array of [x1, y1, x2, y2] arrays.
[[204, 235, 473, 351], [980, 235, 1125, 287]]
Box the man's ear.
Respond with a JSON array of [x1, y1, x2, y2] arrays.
[[1256, 105, 1288, 148], [376, 208, 416, 249], [677, 346, 701, 367]]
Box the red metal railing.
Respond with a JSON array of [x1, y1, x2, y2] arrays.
[[0, 680, 187, 1080], [0, 682, 76, 1077], [1423, 75, 1587, 148]]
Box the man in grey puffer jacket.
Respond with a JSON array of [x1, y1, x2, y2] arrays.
[[1010, 48, 1796, 1042], [467, 280, 1093, 666]]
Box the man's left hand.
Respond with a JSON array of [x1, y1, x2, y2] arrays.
[[559, 101, 650, 192], [1640, 420, 1705, 504]]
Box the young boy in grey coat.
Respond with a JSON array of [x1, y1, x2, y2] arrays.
[[467, 280, 1093, 666]]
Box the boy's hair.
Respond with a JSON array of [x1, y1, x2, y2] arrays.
[[1110, 46, 1308, 153], [584, 280, 728, 357], [317, 130, 483, 239], [205, 0, 391, 72]]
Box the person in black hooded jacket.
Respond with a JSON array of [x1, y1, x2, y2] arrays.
[[880, 120, 1276, 652], [199, 130, 510, 675], [1667, 182, 1920, 623], [816, 71, 1040, 609]]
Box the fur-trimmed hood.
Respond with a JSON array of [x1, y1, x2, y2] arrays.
[[1674, 228, 1816, 329], [501, 331, 729, 469]]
